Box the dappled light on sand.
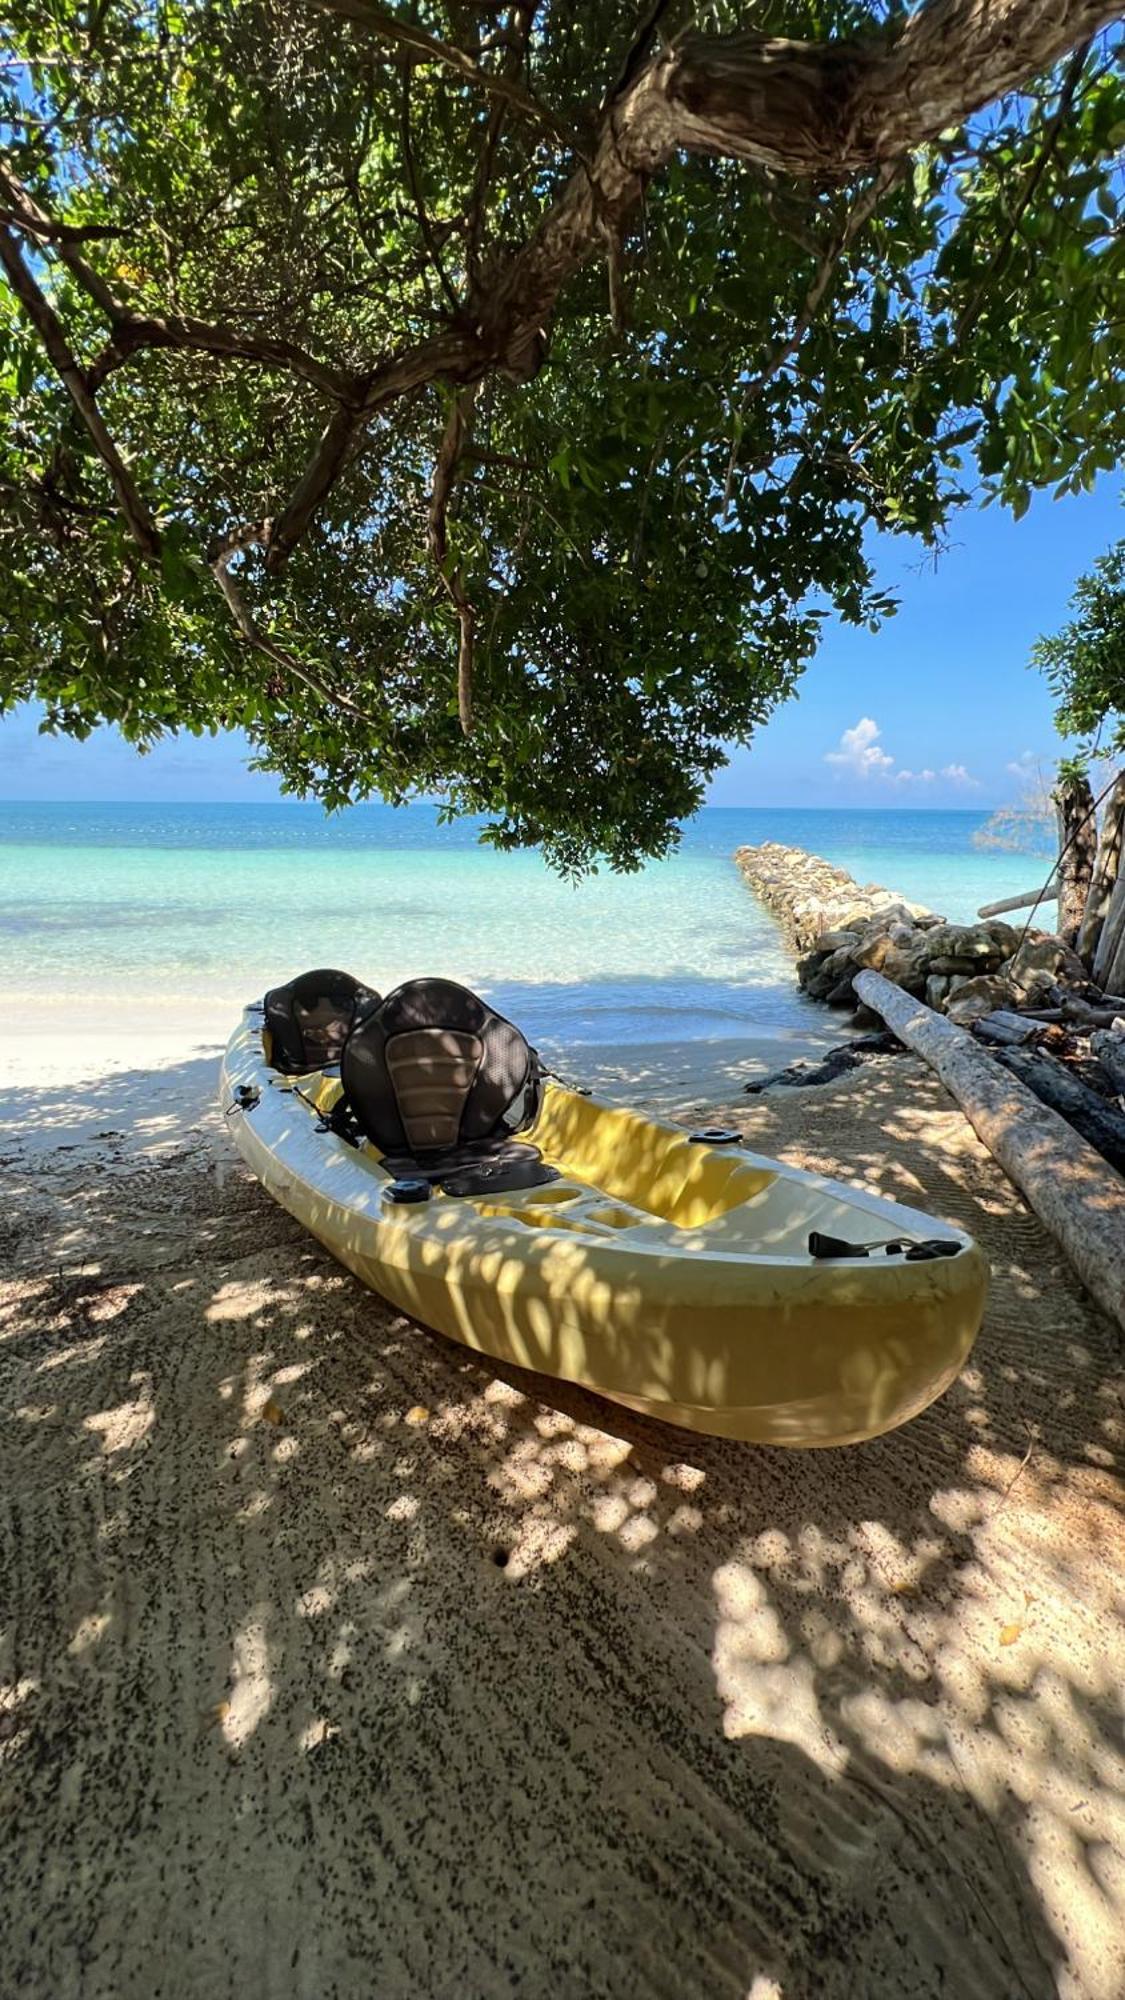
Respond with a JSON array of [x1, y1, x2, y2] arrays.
[[1, 1048, 1124, 1996]]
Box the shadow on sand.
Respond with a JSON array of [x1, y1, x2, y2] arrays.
[[1, 1053, 1123, 1998]]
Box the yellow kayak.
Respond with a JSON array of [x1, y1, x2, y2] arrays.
[[220, 1010, 986, 1447]]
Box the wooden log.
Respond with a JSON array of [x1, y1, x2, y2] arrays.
[[1095, 868, 1125, 995], [990, 1046, 1125, 1176], [1077, 769, 1125, 968], [854, 970, 1125, 1333], [976, 883, 1058, 919], [1020, 1004, 1125, 1026], [1091, 1029, 1125, 1098], [973, 1011, 1041, 1047], [1054, 772, 1097, 947]]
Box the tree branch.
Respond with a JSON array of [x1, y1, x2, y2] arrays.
[[264, 329, 473, 570], [0, 224, 160, 557], [248, 0, 1125, 564], [87, 311, 353, 396], [12, 0, 1107, 578], [304, 0, 573, 146], [720, 162, 900, 516], [427, 385, 480, 735], [0, 205, 120, 242], [210, 531, 374, 723], [954, 36, 1093, 343], [399, 68, 462, 317], [466, 2, 538, 289], [1, 163, 353, 396], [0, 162, 121, 316]]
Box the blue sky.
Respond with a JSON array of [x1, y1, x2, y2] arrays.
[[2, 471, 1120, 808]]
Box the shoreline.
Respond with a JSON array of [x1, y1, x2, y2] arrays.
[[0, 1014, 855, 1115]]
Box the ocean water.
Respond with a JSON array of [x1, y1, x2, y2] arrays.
[[0, 803, 1051, 1074]]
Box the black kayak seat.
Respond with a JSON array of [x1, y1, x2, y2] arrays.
[[263, 967, 380, 1075], [339, 977, 557, 1194]]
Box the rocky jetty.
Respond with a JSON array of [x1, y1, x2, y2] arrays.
[[734, 841, 1091, 1023]]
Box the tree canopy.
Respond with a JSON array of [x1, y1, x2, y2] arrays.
[[2, 0, 1124, 867], [1033, 531, 1125, 761]]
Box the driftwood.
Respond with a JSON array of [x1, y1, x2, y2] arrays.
[[976, 883, 1058, 919], [1077, 770, 1125, 968], [990, 1045, 1125, 1175], [1020, 1003, 1125, 1025], [854, 970, 1125, 1333], [973, 1011, 1041, 1047], [1091, 1029, 1125, 1099], [1094, 867, 1125, 997], [1055, 773, 1097, 947]]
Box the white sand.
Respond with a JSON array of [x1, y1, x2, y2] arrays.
[[2, 1027, 1123, 1997], [0, 1014, 851, 1121]]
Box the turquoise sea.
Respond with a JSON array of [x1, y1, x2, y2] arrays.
[[0, 804, 1052, 1077]]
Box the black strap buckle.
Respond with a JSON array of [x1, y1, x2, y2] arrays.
[[225, 1084, 261, 1116]]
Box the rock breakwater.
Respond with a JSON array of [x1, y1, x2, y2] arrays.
[[733, 842, 1084, 1021]]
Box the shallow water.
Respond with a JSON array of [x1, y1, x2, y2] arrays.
[[0, 803, 1051, 1066]]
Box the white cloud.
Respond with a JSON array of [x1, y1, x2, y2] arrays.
[[825, 717, 979, 791], [1006, 750, 1041, 778], [824, 717, 895, 779]]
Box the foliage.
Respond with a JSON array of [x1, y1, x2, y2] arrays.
[[1032, 535, 1125, 760], [1, 3, 1124, 868]]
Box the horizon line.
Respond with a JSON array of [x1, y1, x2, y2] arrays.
[[0, 795, 1005, 815]]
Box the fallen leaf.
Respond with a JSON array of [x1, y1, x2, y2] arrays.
[[405, 1405, 429, 1426], [999, 1622, 1023, 1646], [262, 1399, 285, 1427]]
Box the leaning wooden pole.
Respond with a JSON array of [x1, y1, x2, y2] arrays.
[[854, 970, 1125, 1332], [1077, 768, 1125, 969], [976, 882, 1058, 919], [1094, 867, 1125, 993]]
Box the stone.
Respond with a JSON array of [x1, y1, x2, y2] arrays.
[[1002, 935, 1087, 997], [925, 974, 951, 1009], [945, 975, 1019, 1025], [811, 929, 861, 953], [852, 932, 896, 972], [851, 1003, 884, 1029], [917, 922, 1007, 965], [879, 944, 925, 994]]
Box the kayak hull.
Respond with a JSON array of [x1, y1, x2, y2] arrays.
[[221, 1014, 987, 1448]]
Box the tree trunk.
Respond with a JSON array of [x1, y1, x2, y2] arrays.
[[1078, 769, 1125, 969], [1054, 772, 1097, 948], [853, 969, 1125, 1332]]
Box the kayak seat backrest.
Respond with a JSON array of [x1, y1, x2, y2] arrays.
[[340, 978, 554, 1193], [263, 968, 379, 1075], [384, 1028, 483, 1151]]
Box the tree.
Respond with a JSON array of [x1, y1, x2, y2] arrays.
[[2, 0, 1124, 869], [1032, 533, 1125, 760]]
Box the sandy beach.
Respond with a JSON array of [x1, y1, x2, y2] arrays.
[[2, 1027, 1123, 1999]]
